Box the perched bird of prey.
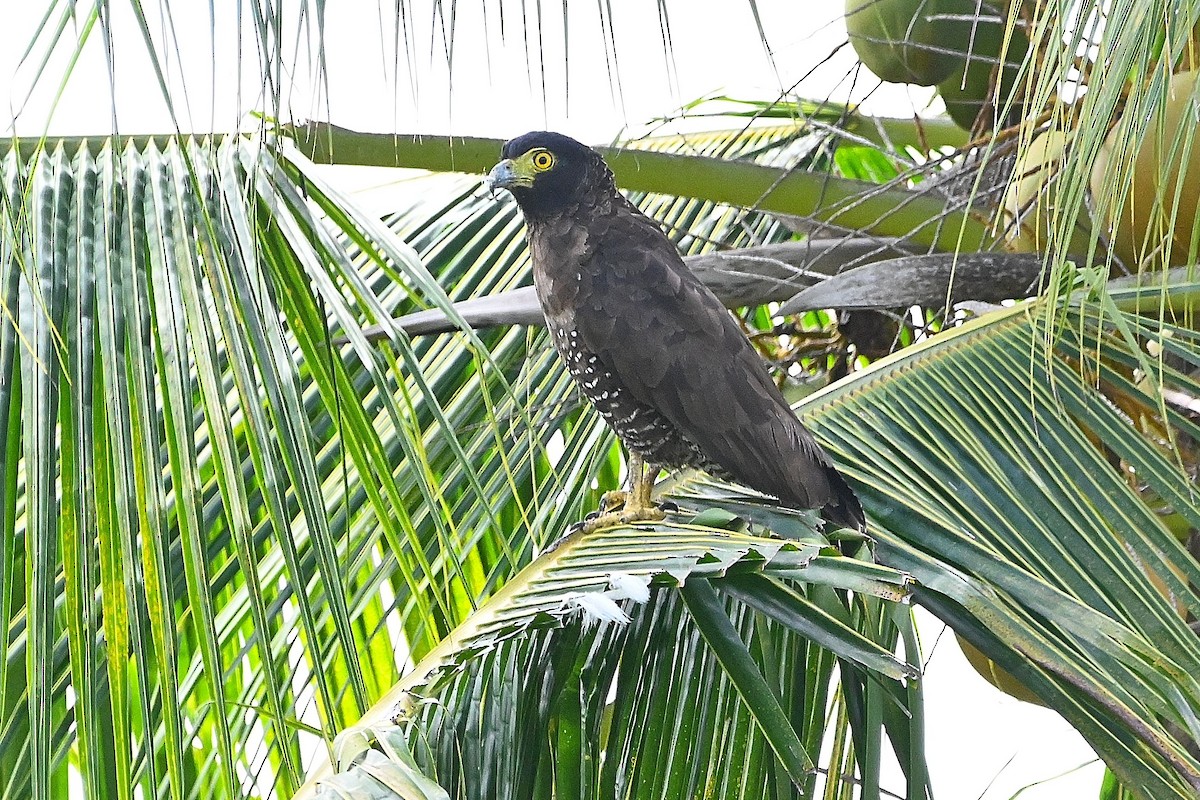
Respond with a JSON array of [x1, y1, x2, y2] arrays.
[[487, 131, 865, 536]]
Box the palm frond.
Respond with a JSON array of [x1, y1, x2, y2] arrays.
[[0, 135, 573, 799], [311, 516, 919, 800], [806, 294, 1200, 797]]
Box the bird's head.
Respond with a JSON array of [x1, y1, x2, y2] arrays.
[[486, 131, 610, 218]]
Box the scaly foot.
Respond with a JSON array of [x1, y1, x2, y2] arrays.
[[576, 503, 666, 534], [574, 454, 666, 533]]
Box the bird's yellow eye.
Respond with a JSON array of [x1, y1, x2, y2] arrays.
[[531, 149, 556, 171]]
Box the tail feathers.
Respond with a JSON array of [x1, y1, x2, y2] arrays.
[[820, 468, 866, 536]]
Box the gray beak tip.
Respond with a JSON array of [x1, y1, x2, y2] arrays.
[[485, 160, 518, 196]]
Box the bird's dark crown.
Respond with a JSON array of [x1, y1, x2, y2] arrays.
[[496, 131, 614, 219]]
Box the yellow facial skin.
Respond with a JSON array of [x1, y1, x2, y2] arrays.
[[486, 147, 557, 190]]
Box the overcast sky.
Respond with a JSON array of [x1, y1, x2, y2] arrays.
[[4, 0, 942, 141]]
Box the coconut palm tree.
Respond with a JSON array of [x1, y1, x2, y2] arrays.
[[2, 2, 1199, 799]]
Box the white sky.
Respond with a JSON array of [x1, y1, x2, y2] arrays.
[[5, 0, 942, 140], [3, 2, 1105, 798]]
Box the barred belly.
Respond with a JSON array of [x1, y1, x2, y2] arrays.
[[549, 325, 703, 469]]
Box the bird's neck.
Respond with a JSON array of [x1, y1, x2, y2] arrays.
[[525, 187, 624, 321], [525, 188, 616, 227], [523, 178, 625, 274]]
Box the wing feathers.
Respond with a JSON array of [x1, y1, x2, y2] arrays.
[[575, 215, 849, 515]]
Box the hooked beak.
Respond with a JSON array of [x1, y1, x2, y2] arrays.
[[485, 157, 535, 194]]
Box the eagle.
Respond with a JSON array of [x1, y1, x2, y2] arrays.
[[487, 131, 865, 537]]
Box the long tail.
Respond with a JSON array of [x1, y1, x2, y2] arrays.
[[820, 468, 866, 534]]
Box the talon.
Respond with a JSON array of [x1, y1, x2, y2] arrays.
[[571, 454, 673, 534], [598, 490, 628, 514], [659, 500, 679, 513]]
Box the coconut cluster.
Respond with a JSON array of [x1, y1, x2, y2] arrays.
[[846, 0, 1029, 131]]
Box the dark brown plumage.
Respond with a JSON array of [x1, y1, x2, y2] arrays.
[[487, 131, 865, 534]]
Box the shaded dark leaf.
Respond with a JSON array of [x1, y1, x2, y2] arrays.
[[779, 252, 1052, 313]]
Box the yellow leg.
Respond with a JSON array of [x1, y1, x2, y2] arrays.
[[625, 453, 658, 512], [581, 452, 666, 533]]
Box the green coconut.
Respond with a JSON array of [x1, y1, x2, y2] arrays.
[[1092, 69, 1200, 270], [846, 0, 960, 86], [1001, 129, 1093, 255], [937, 15, 1030, 130], [957, 635, 1047, 706]]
